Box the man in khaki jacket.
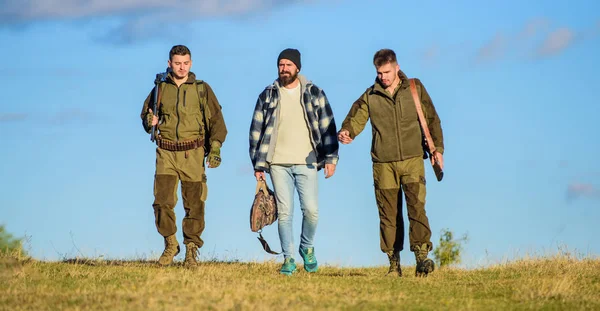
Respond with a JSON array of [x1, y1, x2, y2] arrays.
[[338, 49, 444, 277], [140, 45, 227, 266]]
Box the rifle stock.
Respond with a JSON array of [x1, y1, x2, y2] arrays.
[[432, 158, 444, 182]]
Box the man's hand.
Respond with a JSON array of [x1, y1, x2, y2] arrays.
[[147, 109, 159, 126], [324, 163, 336, 179], [337, 130, 353, 144], [254, 171, 265, 181], [207, 141, 222, 168], [431, 151, 444, 170]]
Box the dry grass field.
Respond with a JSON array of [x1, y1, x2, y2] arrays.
[[1, 251, 599, 310]]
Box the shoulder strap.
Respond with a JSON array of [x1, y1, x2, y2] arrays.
[[155, 82, 167, 119], [409, 79, 436, 155], [258, 232, 281, 255], [410, 79, 444, 181], [156, 82, 166, 112], [195, 80, 211, 134]]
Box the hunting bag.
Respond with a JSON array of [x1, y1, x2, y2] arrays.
[[250, 178, 280, 255]]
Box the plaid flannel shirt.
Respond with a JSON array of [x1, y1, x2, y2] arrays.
[[249, 74, 339, 172]]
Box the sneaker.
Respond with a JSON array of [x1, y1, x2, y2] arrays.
[[158, 235, 180, 266], [299, 247, 318, 273], [413, 243, 435, 277], [280, 257, 297, 276], [184, 242, 199, 267], [385, 251, 402, 277]]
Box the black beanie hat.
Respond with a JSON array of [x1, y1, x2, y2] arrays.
[[277, 48, 301, 70]]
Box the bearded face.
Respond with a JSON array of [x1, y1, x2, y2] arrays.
[[278, 59, 299, 87]]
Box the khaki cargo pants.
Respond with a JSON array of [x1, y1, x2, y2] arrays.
[[373, 156, 432, 253], [153, 147, 208, 247]]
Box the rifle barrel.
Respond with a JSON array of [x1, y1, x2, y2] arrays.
[[149, 69, 169, 142]]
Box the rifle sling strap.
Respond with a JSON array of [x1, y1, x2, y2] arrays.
[[409, 79, 437, 155], [156, 82, 163, 117]]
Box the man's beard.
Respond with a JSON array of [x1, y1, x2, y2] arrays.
[[377, 78, 392, 88], [173, 71, 188, 80], [279, 71, 298, 87]]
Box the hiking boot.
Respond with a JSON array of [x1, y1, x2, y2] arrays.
[[299, 247, 318, 273], [280, 257, 297, 276], [385, 251, 402, 277], [184, 242, 199, 267], [414, 243, 435, 277], [158, 234, 180, 266]]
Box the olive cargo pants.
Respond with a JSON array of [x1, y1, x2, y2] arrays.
[[153, 147, 208, 247], [373, 156, 432, 253]]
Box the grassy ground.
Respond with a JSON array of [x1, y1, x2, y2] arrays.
[[1, 253, 599, 310]]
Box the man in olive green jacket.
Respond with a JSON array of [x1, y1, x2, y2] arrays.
[[140, 45, 227, 266], [338, 49, 444, 277]]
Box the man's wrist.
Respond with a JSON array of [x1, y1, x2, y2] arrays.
[[210, 141, 222, 151]]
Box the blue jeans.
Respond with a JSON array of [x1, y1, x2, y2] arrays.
[[269, 164, 319, 259]]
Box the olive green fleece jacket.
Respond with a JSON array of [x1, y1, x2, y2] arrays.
[[140, 72, 227, 145], [341, 70, 443, 163]]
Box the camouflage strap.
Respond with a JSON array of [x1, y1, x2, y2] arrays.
[[255, 179, 268, 195], [156, 135, 204, 152]]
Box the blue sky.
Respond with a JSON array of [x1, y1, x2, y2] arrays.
[[1, 0, 599, 268]]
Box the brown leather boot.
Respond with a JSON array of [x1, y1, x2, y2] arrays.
[[158, 234, 180, 266], [184, 242, 199, 267], [385, 251, 402, 277], [414, 243, 435, 277]]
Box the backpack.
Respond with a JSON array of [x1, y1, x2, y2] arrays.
[[250, 179, 280, 255]]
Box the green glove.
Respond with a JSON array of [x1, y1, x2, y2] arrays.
[[145, 112, 155, 131], [207, 141, 222, 168]]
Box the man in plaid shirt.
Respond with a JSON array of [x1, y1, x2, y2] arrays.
[[249, 48, 339, 275]]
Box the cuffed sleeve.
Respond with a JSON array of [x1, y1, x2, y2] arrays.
[[203, 82, 228, 145]]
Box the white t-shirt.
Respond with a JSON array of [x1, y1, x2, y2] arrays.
[[271, 84, 317, 165]]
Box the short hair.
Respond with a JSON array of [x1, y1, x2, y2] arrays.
[[373, 49, 397, 67], [169, 45, 191, 60]]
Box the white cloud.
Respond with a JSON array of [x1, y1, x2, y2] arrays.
[[0, 0, 310, 22], [420, 45, 440, 65], [475, 33, 508, 63], [535, 28, 575, 57], [567, 182, 600, 201], [516, 18, 550, 40], [0, 113, 28, 122], [0, 0, 320, 43], [49, 108, 94, 125]]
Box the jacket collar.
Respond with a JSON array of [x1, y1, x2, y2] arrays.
[[372, 69, 410, 95], [165, 71, 197, 85]]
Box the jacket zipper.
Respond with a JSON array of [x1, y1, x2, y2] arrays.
[[392, 91, 403, 160], [175, 86, 181, 141]]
